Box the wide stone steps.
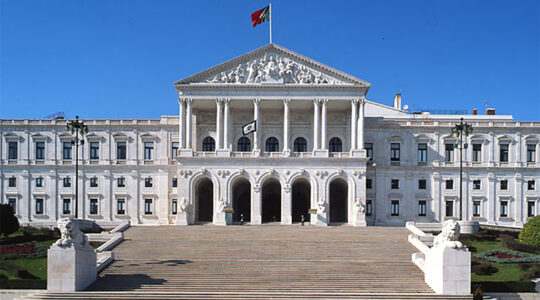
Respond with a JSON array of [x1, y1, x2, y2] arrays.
[[25, 225, 472, 299]]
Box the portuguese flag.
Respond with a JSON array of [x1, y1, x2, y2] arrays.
[[251, 5, 270, 27]]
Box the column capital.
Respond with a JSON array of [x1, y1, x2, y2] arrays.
[[253, 98, 261, 105], [320, 98, 328, 106], [178, 97, 187, 104], [184, 98, 193, 104], [313, 99, 321, 106], [283, 98, 291, 105]]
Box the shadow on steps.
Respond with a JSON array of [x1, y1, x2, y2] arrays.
[[86, 274, 166, 291]]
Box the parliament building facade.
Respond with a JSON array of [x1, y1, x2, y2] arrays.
[[1, 44, 539, 228]]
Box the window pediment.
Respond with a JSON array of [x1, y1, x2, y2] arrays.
[[414, 134, 433, 144]]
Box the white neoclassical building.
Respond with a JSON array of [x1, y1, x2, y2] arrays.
[[1, 44, 539, 228]]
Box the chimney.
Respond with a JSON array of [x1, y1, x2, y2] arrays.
[[486, 108, 495, 115], [393, 93, 402, 110], [472, 108, 477, 115]]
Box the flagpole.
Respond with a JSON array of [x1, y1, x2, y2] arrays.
[[269, 3, 272, 44]]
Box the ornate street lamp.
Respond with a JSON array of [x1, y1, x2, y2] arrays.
[[451, 117, 473, 220], [66, 116, 88, 218]]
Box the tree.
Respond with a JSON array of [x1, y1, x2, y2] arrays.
[[519, 215, 540, 248], [0, 204, 20, 237]]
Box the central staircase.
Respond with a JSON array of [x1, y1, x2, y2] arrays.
[[27, 225, 471, 299]]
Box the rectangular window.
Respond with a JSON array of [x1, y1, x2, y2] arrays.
[[117, 177, 126, 188], [8, 142, 18, 159], [144, 142, 154, 160], [8, 198, 16, 211], [391, 179, 399, 189], [366, 179, 372, 189], [8, 177, 16, 187], [172, 199, 178, 215], [390, 143, 400, 162], [527, 201, 536, 217], [35, 198, 44, 215], [365, 143, 373, 161], [472, 144, 482, 162], [63, 142, 72, 160], [90, 177, 98, 188], [144, 199, 153, 215], [366, 200, 372, 216], [63, 177, 71, 187], [500, 180, 508, 190], [528, 180, 536, 190], [62, 199, 71, 214], [36, 142, 45, 160], [418, 143, 427, 165], [473, 201, 481, 217], [172, 178, 178, 188], [145, 177, 153, 188], [36, 177, 43, 187], [445, 144, 454, 162], [90, 198, 98, 215], [391, 200, 399, 216], [418, 179, 427, 190], [172, 142, 179, 158], [527, 144, 536, 163], [418, 200, 427, 217], [117, 199, 126, 215], [500, 144, 509, 162], [473, 180, 481, 190], [445, 201, 454, 217], [500, 200, 508, 217], [446, 179, 454, 190], [90, 142, 99, 160], [117, 142, 127, 160]]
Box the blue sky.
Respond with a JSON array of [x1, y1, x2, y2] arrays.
[[1, 0, 539, 120]]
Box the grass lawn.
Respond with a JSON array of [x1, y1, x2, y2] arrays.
[[0, 228, 59, 281]]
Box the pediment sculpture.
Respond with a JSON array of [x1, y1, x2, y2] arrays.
[[205, 53, 342, 85]]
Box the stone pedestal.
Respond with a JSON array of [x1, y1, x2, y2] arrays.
[[175, 211, 188, 225], [354, 213, 367, 227], [214, 212, 227, 226], [314, 212, 328, 226], [215, 149, 231, 157], [350, 149, 365, 158], [312, 149, 329, 157], [425, 246, 471, 295], [178, 149, 194, 157], [47, 244, 96, 292], [458, 220, 479, 234]]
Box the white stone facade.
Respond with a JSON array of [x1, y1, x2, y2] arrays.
[[1, 44, 539, 227]]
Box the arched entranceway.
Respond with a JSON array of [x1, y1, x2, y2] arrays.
[[262, 178, 281, 223], [232, 178, 251, 223], [196, 178, 213, 222], [292, 179, 311, 223], [329, 178, 348, 223]]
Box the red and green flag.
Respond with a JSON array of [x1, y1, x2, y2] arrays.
[[251, 5, 270, 27]]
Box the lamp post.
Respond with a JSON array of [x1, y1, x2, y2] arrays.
[[66, 116, 88, 219], [451, 117, 473, 220]]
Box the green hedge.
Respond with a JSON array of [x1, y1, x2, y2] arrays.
[[0, 279, 46, 289], [519, 216, 540, 248]]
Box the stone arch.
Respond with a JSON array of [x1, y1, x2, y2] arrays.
[[261, 176, 282, 223], [228, 172, 253, 223], [326, 173, 353, 224], [291, 176, 311, 223], [189, 171, 219, 224]]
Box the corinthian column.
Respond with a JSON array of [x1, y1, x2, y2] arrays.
[[253, 98, 261, 155], [216, 99, 223, 150], [321, 99, 328, 150], [178, 97, 185, 149], [357, 97, 365, 150], [313, 99, 320, 150], [350, 99, 358, 151], [283, 99, 291, 155], [185, 98, 192, 149], [223, 98, 230, 150]]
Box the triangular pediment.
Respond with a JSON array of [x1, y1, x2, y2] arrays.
[[175, 44, 370, 87]]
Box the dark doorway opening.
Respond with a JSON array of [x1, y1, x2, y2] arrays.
[[292, 179, 311, 222], [262, 178, 281, 222], [196, 178, 213, 222], [329, 179, 348, 223], [232, 178, 251, 223]]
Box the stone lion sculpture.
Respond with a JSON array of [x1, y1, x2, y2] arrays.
[[433, 219, 464, 249], [54, 217, 88, 247]]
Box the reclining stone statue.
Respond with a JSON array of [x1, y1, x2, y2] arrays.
[[432, 219, 464, 249], [54, 217, 88, 248]]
